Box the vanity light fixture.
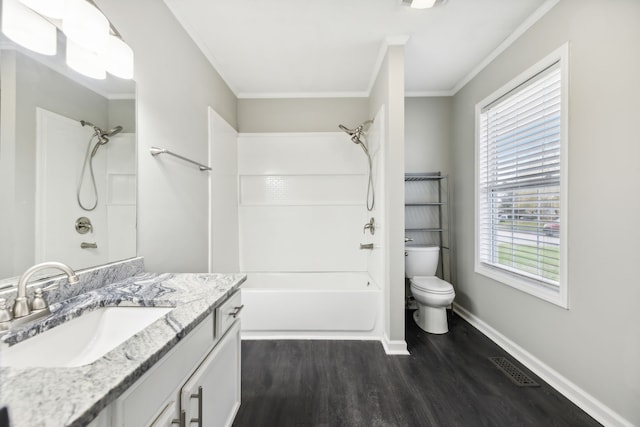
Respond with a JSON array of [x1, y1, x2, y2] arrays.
[[1, 0, 134, 80], [19, 0, 65, 19], [401, 0, 444, 9], [62, 0, 110, 51], [1, 0, 57, 55], [66, 38, 107, 79], [106, 35, 134, 79]]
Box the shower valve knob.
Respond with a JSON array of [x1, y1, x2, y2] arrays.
[[363, 217, 375, 235], [75, 217, 93, 234]]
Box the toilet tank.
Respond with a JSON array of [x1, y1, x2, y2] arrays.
[[405, 246, 440, 278]]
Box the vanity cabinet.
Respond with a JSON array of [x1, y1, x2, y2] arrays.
[[180, 321, 241, 427], [90, 290, 242, 427]]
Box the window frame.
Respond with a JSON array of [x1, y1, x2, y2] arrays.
[[474, 43, 569, 308]]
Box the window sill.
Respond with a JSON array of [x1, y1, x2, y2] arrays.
[[475, 262, 568, 309]]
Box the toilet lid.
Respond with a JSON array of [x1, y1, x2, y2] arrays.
[[411, 276, 454, 294]]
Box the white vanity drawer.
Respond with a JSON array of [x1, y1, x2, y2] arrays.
[[216, 290, 242, 338], [115, 313, 214, 427]]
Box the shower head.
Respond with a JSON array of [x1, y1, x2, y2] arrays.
[[93, 126, 122, 151], [105, 126, 123, 138], [338, 119, 373, 144], [81, 120, 124, 157], [81, 120, 123, 139], [339, 119, 376, 211]]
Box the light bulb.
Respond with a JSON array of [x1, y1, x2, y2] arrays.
[[62, 0, 109, 52], [107, 35, 134, 79], [1, 0, 57, 55], [20, 0, 65, 19], [410, 0, 437, 9], [66, 38, 106, 79]]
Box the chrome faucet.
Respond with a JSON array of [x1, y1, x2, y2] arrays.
[[11, 262, 79, 321]]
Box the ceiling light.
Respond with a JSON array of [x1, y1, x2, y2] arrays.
[[106, 35, 134, 79], [402, 0, 438, 9], [1, 0, 57, 55], [19, 0, 65, 19]]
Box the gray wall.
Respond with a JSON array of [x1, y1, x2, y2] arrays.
[[369, 45, 406, 349], [108, 99, 136, 133], [404, 97, 451, 175], [0, 50, 111, 277], [237, 97, 369, 132], [450, 0, 640, 424], [98, 0, 238, 273]]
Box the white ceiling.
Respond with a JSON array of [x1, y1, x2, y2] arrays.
[[163, 0, 551, 98]]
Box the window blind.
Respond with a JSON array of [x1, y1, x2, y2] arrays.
[[478, 61, 562, 288]]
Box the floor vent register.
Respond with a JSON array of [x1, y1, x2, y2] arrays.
[[488, 357, 540, 387]]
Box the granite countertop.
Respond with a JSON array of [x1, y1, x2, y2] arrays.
[[0, 272, 246, 427]]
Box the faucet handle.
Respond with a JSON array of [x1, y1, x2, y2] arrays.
[[12, 297, 30, 319], [0, 298, 12, 328], [0, 298, 12, 334], [363, 217, 375, 235], [30, 288, 48, 312]]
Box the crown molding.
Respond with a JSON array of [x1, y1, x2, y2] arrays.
[[236, 91, 369, 100], [165, 0, 559, 100], [449, 0, 560, 95]]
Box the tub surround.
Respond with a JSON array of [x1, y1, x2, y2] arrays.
[[0, 269, 246, 427]]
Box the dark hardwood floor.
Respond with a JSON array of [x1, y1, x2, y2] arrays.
[[233, 311, 601, 427]]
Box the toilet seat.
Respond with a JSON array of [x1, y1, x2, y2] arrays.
[[410, 276, 454, 294]]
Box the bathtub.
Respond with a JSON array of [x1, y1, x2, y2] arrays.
[[240, 272, 382, 340]]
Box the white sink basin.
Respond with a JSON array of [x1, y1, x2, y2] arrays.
[[0, 306, 172, 368]]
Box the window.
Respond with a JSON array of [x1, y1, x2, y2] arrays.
[[475, 45, 568, 308]]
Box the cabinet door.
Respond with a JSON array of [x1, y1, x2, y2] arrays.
[[114, 313, 215, 427], [150, 400, 179, 427], [181, 321, 241, 427]]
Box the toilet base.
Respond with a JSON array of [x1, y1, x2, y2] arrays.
[[413, 305, 449, 334]]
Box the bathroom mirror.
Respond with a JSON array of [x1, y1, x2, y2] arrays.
[[0, 33, 137, 287]]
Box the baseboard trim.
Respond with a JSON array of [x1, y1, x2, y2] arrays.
[[381, 334, 409, 355], [454, 303, 633, 427], [241, 332, 380, 341], [241, 332, 409, 356]]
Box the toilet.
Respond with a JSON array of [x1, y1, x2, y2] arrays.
[[405, 246, 455, 334]]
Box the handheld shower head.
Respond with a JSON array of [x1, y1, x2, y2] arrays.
[[105, 126, 123, 138], [81, 120, 123, 140], [96, 126, 123, 148], [81, 120, 124, 157], [339, 119, 373, 145], [338, 119, 376, 211]]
